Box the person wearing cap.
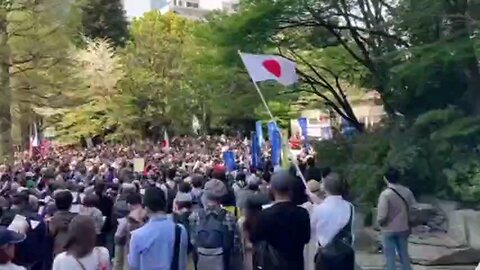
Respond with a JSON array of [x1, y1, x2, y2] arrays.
[[1, 190, 47, 270], [301, 180, 323, 270], [188, 178, 242, 270], [250, 170, 310, 270], [173, 192, 193, 254], [0, 226, 27, 270], [311, 172, 354, 270]]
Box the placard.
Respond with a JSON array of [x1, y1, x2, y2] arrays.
[[133, 158, 145, 173]]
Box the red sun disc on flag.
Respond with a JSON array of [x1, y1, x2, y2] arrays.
[[262, 59, 282, 78]]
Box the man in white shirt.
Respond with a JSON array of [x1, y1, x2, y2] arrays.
[[310, 172, 354, 270], [311, 173, 353, 247]]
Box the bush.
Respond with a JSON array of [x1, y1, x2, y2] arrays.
[[315, 108, 480, 206]]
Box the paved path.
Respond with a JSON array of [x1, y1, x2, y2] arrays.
[[355, 252, 476, 270]]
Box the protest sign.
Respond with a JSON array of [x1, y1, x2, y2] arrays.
[[133, 158, 145, 173]]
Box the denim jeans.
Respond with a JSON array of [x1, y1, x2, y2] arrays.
[[382, 231, 413, 270]]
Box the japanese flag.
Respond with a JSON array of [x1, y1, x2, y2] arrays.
[[239, 52, 298, 86], [163, 130, 170, 149]]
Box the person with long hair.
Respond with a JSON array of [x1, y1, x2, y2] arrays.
[[238, 195, 264, 270], [52, 215, 110, 270]]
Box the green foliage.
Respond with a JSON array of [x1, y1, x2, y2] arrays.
[[317, 107, 480, 205], [0, 0, 81, 156], [77, 0, 129, 47], [254, 99, 299, 129], [53, 38, 125, 143]]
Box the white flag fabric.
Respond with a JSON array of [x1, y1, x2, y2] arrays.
[[192, 115, 201, 135], [239, 52, 298, 86], [163, 130, 170, 149], [30, 123, 40, 147]]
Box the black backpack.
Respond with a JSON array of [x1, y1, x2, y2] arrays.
[[315, 205, 355, 270], [253, 241, 289, 270]]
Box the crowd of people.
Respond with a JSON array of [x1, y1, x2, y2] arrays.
[[0, 135, 417, 270]]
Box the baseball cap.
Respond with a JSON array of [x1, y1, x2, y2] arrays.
[[204, 179, 227, 200], [0, 227, 26, 246]]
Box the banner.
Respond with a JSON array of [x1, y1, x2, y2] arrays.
[[321, 126, 333, 140], [271, 129, 281, 167], [341, 118, 357, 138], [298, 117, 308, 141], [133, 158, 145, 173], [267, 121, 276, 141], [255, 121, 264, 148], [267, 121, 282, 166], [223, 150, 236, 172], [250, 132, 260, 170], [281, 129, 290, 169]]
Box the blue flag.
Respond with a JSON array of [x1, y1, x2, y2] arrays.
[[267, 121, 276, 141], [267, 121, 281, 166], [255, 121, 264, 148], [271, 130, 281, 166], [223, 150, 236, 172], [298, 117, 308, 141], [251, 132, 260, 169]]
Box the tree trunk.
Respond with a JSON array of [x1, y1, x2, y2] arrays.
[[0, 11, 12, 162], [202, 101, 211, 135], [19, 105, 31, 149]]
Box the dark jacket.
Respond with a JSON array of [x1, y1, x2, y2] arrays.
[[304, 166, 322, 182], [2, 207, 48, 270], [48, 210, 77, 256], [173, 210, 193, 253]]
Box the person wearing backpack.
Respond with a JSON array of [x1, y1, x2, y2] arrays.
[[377, 168, 416, 270], [189, 178, 242, 270], [311, 173, 354, 270]]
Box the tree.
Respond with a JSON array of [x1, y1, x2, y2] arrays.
[[116, 12, 195, 139], [205, 7, 371, 131], [10, 0, 79, 146], [183, 19, 264, 133], [389, 0, 480, 117], [0, 3, 11, 160], [77, 0, 129, 47], [0, 0, 77, 160], [52, 38, 125, 143]]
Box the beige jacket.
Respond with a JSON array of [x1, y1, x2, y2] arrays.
[[377, 184, 416, 233]]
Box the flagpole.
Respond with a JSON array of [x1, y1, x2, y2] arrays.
[[238, 50, 308, 187]]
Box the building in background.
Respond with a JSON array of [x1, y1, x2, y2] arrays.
[[290, 91, 386, 140], [123, 0, 239, 20]]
